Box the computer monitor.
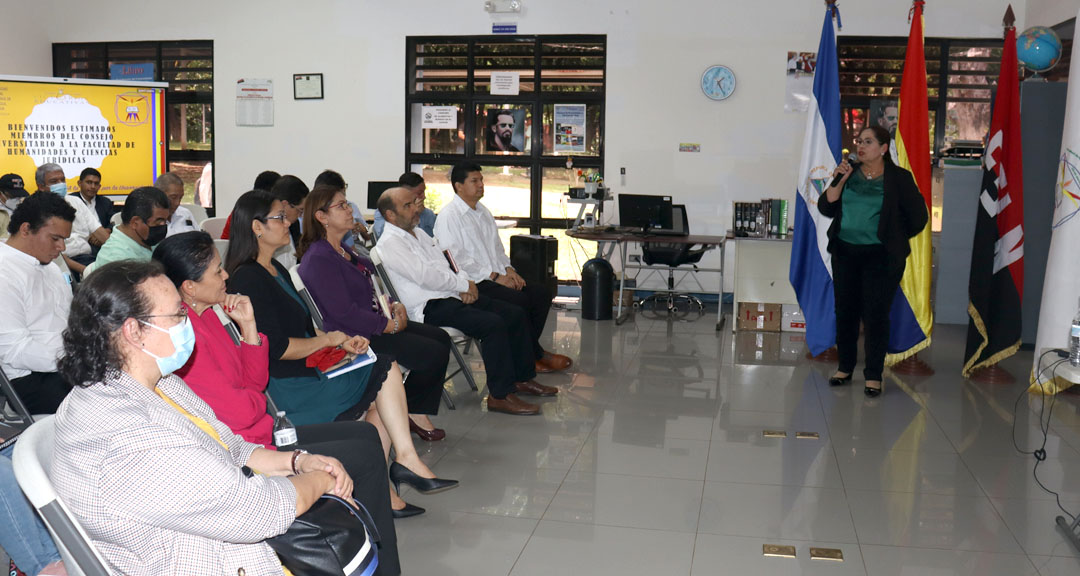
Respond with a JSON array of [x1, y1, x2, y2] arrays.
[[367, 181, 398, 209], [618, 194, 674, 232]]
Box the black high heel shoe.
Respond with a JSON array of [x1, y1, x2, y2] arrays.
[[392, 502, 426, 519], [389, 461, 459, 494], [864, 381, 882, 398], [828, 373, 853, 386]]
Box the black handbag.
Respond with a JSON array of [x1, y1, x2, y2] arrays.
[[266, 494, 381, 576]]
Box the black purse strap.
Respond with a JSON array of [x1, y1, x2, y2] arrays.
[[319, 494, 381, 546]]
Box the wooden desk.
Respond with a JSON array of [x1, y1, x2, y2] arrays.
[[567, 228, 727, 329]]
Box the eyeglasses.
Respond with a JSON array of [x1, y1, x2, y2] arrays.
[[136, 311, 189, 327], [324, 200, 350, 213], [264, 212, 288, 223]]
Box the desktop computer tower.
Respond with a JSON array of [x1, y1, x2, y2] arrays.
[[510, 235, 559, 295]]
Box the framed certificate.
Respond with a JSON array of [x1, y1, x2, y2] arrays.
[[293, 73, 323, 100]]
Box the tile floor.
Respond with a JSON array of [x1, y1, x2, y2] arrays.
[[393, 306, 1080, 575]]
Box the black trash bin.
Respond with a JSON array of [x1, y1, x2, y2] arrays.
[[581, 258, 613, 321]]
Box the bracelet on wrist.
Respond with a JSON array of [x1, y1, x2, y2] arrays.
[[290, 449, 303, 475]]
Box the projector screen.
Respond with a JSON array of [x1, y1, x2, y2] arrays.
[[0, 75, 167, 199]]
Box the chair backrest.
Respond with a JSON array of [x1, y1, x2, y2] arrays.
[[200, 217, 229, 239], [0, 366, 33, 424], [213, 239, 230, 262], [671, 205, 689, 234], [109, 212, 122, 228], [181, 203, 208, 224], [367, 246, 401, 302], [288, 265, 326, 331], [12, 417, 112, 576]]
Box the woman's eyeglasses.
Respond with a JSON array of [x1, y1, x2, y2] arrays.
[[324, 200, 350, 213], [263, 212, 288, 223]]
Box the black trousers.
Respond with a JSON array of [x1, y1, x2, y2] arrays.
[[832, 240, 904, 382], [369, 322, 451, 416], [423, 295, 537, 398], [11, 371, 72, 415], [297, 420, 400, 576], [477, 280, 553, 360]]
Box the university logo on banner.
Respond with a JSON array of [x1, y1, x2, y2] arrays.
[[115, 93, 149, 126]]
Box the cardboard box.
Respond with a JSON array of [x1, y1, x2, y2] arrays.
[[613, 277, 637, 308], [736, 302, 782, 332], [734, 331, 781, 364], [781, 304, 806, 332]]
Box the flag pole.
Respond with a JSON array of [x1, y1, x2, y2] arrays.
[[967, 4, 1020, 385]]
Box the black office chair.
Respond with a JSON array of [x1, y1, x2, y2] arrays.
[[636, 205, 708, 313]]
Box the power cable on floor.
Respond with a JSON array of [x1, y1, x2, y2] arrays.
[[1015, 348, 1076, 522]]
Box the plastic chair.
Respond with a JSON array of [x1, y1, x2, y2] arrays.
[[199, 217, 229, 239], [181, 203, 208, 224], [368, 247, 479, 397], [0, 366, 33, 424], [213, 239, 230, 262], [287, 265, 326, 331], [109, 213, 122, 228], [12, 416, 112, 576]]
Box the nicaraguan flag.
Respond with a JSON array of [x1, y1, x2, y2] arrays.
[[789, 4, 841, 356]]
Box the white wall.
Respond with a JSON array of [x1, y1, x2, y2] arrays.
[[1026, 0, 1079, 27], [2, 0, 1024, 289]]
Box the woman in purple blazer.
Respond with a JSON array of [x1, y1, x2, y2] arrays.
[[298, 184, 452, 442]]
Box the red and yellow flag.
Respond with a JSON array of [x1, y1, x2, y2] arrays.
[[887, 0, 934, 364]]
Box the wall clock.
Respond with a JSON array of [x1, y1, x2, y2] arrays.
[[701, 65, 736, 101]]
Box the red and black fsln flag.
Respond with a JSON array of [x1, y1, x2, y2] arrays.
[[963, 24, 1024, 377]]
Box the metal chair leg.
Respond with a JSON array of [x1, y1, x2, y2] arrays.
[[450, 342, 479, 391], [441, 387, 456, 410]]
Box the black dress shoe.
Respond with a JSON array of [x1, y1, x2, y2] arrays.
[[829, 373, 853, 386], [392, 502, 426, 519], [864, 382, 882, 397], [389, 461, 459, 494]]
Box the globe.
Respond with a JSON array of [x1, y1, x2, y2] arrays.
[[1017, 26, 1062, 74]]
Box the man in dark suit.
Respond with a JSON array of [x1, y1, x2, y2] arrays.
[[70, 167, 114, 230]]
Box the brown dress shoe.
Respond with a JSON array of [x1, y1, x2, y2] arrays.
[[542, 351, 572, 371], [486, 393, 541, 415], [515, 379, 559, 397]]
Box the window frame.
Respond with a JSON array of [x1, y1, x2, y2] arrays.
[[52, 40, 216, 214], [405, 34, 606, 234]]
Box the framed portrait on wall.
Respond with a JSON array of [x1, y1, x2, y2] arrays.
[[483, 108, 527, 154]]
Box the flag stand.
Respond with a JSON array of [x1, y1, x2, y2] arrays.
[[889, 353, 934, 376], [968, 364, 1016, 384]]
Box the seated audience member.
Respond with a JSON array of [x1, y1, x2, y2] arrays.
[[0, 192, 75, 414], [313, 169, 371, 248], [157, 172, 199, 236], [376, 187, 556, 416], [34, 163, 88, 276], [64, 167, 113, 266], [373, 172, 436, 239], [1, 445, 63, 576], [152, 233, 404, 564], [298, 185, 451, 441], [269, 175, 310, 269], [52, 260, 382, 575], [0, 173, 29, 241], [224, 190, 457, 507], [33, 163, 67, 196], [90, 186, 170, 272], [222, 170, 281, 240], [436, 163, 571, 374]]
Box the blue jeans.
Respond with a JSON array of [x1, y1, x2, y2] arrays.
[[1, 444, 60, 575]]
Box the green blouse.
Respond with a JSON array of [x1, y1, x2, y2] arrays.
[[838, 170, 884, 245]]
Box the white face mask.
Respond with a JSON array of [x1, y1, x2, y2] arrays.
[[2, 197, 20, 211]]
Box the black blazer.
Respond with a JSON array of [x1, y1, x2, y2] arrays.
[[227, 259, 318, 380], [69, 193, 115, 230], [817, 162, 928, 271]]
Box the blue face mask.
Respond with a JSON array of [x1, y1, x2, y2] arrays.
[[139, 317, 196, 375], [49, 182, 67, 196]]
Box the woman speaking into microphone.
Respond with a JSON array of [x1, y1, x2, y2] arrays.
[[818, 125, 928, 397]]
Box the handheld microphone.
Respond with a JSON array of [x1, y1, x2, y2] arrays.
[[828, 150, 860, 188]]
